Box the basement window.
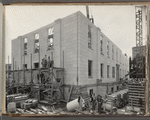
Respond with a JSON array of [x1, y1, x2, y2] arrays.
[[47, 27, 54, 50], [34, 34, 39, 53], [88, 60, 92, 77], [111, 87, 114, 93], [24, 38, 27, 55], [23, 64, 27, 69], [88, 25, 92, 49], [34, 63, 39, 69], [89, 89, 93, 97], [117, 86, 119, 91]]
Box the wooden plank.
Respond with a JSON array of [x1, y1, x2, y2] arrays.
[[129, 95, 145, 99], [128, 91, 145, 93], [129, 100, 145, 103], [129, 88, 145, 91], [128, 85, 145, 88], [67, 85, 73, 102], [129, 103, 145, 107], [129, 98, 145, 101], [129, 93, 145, 96]]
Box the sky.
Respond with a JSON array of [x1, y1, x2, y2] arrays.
[[5, 5, 147, 63]]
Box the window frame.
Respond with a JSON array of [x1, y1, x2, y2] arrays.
[[112, 67, 115, 78], [107, 65, 109, 78], [24, 38, 28, 55], [112, 45, 114, 60], [88, 25, 92, 49], [34, 33, 40, 53], [116, 49, 118, 62], [34, 62, 39, 69], [88, 60, 93, 77], [47, 27, 54, 51], [100, 63, 104, 78], [100, 35, 103, 55], [107, 41, 109, 58]]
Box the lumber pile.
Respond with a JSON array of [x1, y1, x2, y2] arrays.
[[128, 80, 145, 110]]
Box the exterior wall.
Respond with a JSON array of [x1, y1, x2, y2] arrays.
[[78, 12, 129, 85], [86, 83, 122, 98], [11, 11, 129, 87]]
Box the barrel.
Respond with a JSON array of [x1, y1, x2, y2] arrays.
[[66, 98, 80, 112]]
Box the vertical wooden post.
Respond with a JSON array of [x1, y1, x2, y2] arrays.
[[31, 53, 33, 83], [13, 57, 14, 81], [107, 83, 108, 94], [8, 56, 9, 85], [38, 45, 40, 102], [23, 55, 25, 94], [63, 51, 64, 99], [52, 52, 53, 81], [13, 57, 15, 94], [17, 67, 19, 93]]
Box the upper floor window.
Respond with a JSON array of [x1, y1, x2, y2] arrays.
[[24, 38, 27, 55], [88, 60, 92, 77], [112, 67, 115, 78], [34, 34, 39, 53], [120, 52, 121, 63], [107, 65, 109, 78], [88, 26, 92, 48], [116, 49, 118, 62], [100, 36, 103, 54], [107, 41, 109, 57], [100, 63, 104, 78], [120, 69, 121, 78], [48, 27, 54, 50], [112, 45, 114, 60]]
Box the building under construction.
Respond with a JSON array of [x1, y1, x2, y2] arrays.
[[8, 7, 147, 115]]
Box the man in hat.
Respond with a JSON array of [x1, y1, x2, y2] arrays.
[[97, 95, 103, 114]]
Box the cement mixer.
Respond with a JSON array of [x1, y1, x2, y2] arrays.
[[67, 98, 85, 112], [102, 100, 117, 113]]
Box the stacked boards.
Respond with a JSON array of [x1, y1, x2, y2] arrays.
[[128, 81, 145, 110]]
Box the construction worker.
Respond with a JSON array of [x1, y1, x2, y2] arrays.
[[78, 93, 83, 112], [47, 56, 51, 68], [41, 59, 45, 68], [92, 93, 96, 111], [44, 55, 47, 67], [97, 95, 103, 114], [40, 72, 45, 85]]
